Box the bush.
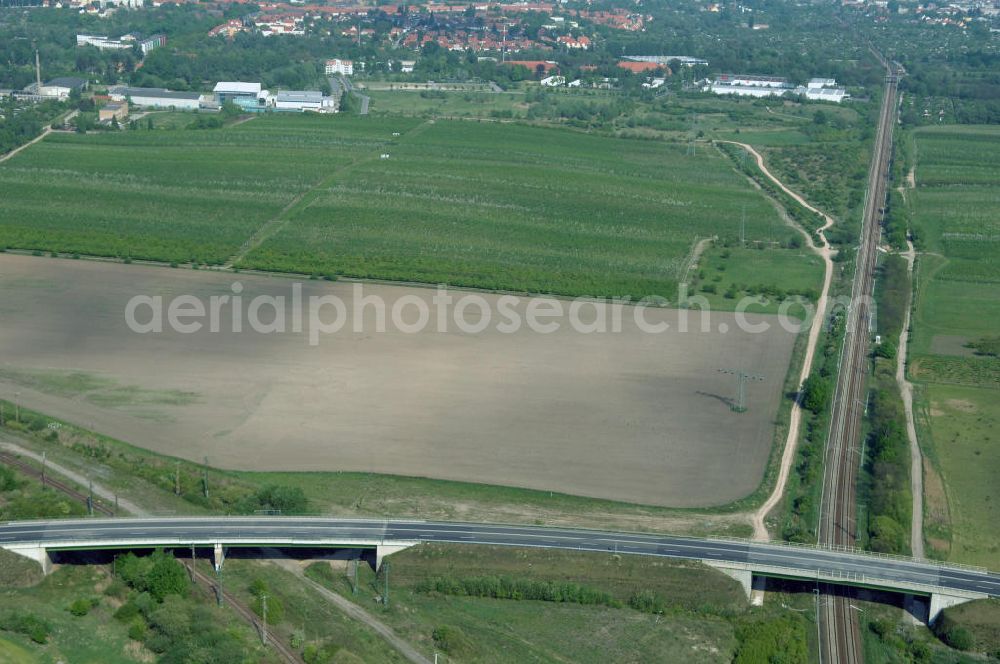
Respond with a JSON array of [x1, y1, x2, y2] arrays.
[[0, 611, 52, 644], [801, 374, 831, 414], [115, 550, 189, 602], [628, 590, 667, 614], [432, 625, 475, 656], [127, 619, 148, 641], [238, 484, 308, 515], [940, 625, 974, 651], [734, 614, 808, 664], [303, 642, 341, 664], [68, 597, 96, 617], [115, 601, 141, 622]]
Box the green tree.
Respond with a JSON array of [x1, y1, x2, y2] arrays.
[[801, 374, 830, 414]]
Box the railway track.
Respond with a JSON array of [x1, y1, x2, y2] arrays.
[[186, 561, 302, 663], [0, 451, 299, 661], [816, 55, 901, 664], [0, 451, 115, 516]]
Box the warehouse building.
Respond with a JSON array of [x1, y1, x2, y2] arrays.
[[272, 90, 335, 112], [213, 81, 264, 109], [30, 77, 88, 99], [109, 86, 203, 110]]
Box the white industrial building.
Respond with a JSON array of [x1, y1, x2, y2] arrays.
[[271, 90, 336, 112], [76, 34, 132, 50], [714, 74, 790, 89], [808, 78, 837, 89], [625, 55, 709, 67], [28, 77, 88, 99], [710, 82, 788, 98], [792, 86, 848, 103], [540, 75, 565, 87], [109, 86, 203, 110], [709, 74, 848, 103], [325, 58, 353, 76]]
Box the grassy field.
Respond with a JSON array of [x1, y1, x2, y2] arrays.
[[215, 557, 407, 662], [366, 88, 527, 117], [907, 125, 1000, 565], [914, 384, 999, 567], [300, 543, 819, 663], [0, 558, 139, 664], [0, 112, 816, 302]]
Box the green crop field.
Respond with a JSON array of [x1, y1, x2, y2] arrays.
[[907, 125, 1000, 566], [366, 88, 527, 117], [0, 114, 816, 302], [0, 115, 412, 265], [240, 118, 804, 298]]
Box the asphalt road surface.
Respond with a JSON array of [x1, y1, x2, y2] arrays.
[[2, 518, 997, 598]]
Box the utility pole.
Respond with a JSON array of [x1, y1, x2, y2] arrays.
[[87, 480, 94, 516], [740, 205, 746, 245], [203, 456, 209, 500], [352, 559, 359, 595], [216, 567, 224, 607], [260, 593, 268, 645], [383, 562, 390, 608], [34, 43, 41, 92], [15, 391, 20, 423], [41, 451, 46, 486], [190, 543, 196, 581], [718, 368, 764, 413], [1, 401, 5, 426], [174, 461, 180, 496]]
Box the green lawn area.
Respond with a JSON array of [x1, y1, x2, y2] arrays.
[[301, 543, 815, 663], [694, 244, 825, 315], [916, 384, 999, 568], [217, 558, 407, 663], [0, 558, 141, 664], [366, 89, 526, 117], [907, 125, 1000, 567]]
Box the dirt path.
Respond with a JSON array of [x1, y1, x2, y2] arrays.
[[225, 119, 431, 268], [0, 434, 149, 516], [719, 141, 836, 542], [897, 242, 924, 559], [679, 236, 713, 285], [0, 127, 52, 163], [267, 555, 431, 664], [0, 111, 78, 163]]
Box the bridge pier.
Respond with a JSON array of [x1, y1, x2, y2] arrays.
[[213, 543, 226, 572], [704, 561, 753, 600], [928, 590, 987, 625], [1, 544, 52, 575]]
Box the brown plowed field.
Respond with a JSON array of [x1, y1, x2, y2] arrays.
[[0, 253, 797, 507]]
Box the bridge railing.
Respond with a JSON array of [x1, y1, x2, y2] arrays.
[[711, 535, 989, 574], [714, 560, 987, 598]]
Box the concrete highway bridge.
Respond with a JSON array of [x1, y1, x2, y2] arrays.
[[2, 517, 996, 623]]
